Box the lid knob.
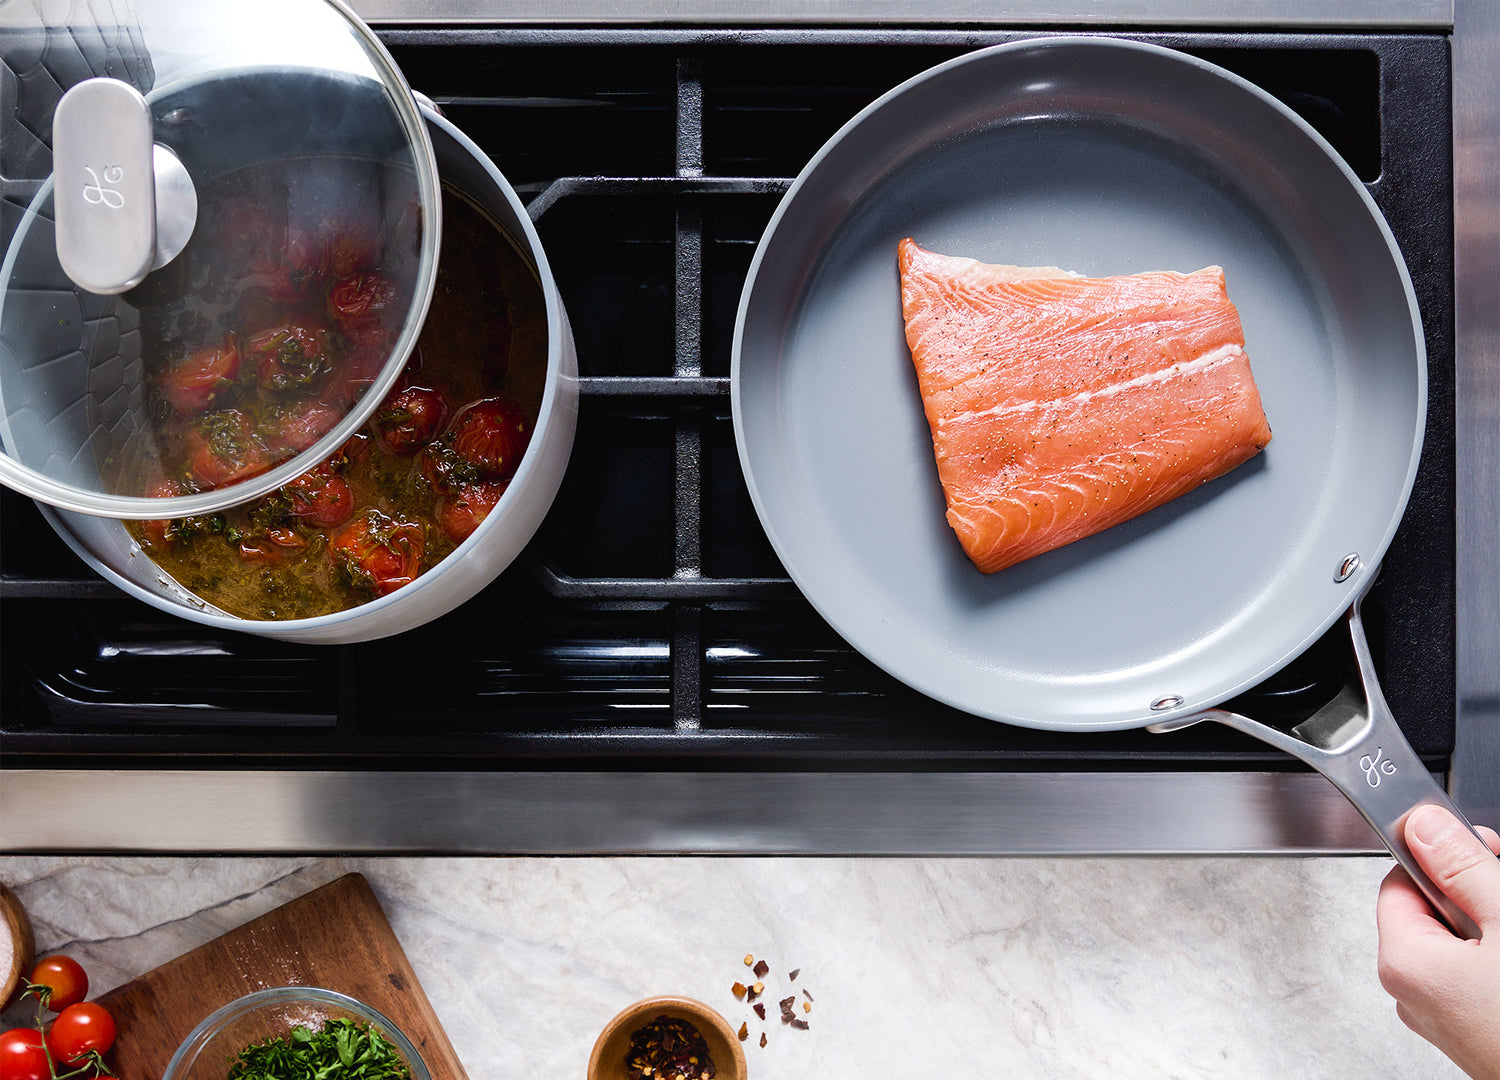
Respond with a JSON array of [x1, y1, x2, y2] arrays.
[[52, 78, 197, 295]]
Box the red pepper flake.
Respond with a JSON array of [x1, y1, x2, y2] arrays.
[[790, 1017, 810, 1031], [752, 1003, 766, 1020], [759, 1033, 768, 1049], [788, 968, 800, 982], [801, 988, 814, 1002], [731, 981, 747, 999], [737, 1022, 749, 1042], [752, 959, 769, 979], [625, 1015, 717, 1080]]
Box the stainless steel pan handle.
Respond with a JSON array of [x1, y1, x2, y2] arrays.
[[1153, 579, 1487, 941]]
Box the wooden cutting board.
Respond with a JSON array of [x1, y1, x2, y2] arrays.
[[96, 873, 468, 1080]]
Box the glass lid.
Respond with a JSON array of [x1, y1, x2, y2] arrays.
[[0, 0, 441, 518]]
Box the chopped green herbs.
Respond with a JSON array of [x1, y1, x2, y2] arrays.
[[226, 1018, 413, 1080]]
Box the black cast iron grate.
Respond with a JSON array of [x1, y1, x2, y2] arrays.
[[0, 28, 1455, 770]]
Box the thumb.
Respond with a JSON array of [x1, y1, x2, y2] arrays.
[[1405, 804, 1500, 933]]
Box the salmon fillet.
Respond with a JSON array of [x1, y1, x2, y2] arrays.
[[898, 238, 1272, 573]]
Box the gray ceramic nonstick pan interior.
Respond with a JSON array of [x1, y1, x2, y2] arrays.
[[731, 37, 1487, 937]]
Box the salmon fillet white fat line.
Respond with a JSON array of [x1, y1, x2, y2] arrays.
[[897, 238, 1273, 574]]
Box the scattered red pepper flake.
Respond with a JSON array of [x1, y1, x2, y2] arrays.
[[731, 953, 815, 1044]]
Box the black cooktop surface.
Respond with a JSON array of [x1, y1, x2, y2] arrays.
[[0, 28, 1454, 771]]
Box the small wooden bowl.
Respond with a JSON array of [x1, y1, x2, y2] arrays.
[[587, 995, 747, 1080], [2, 883, 36, 1010]]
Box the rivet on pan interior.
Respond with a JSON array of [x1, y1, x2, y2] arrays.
[[1335, 553, 1361, 582], [1151, 695, 1183, 711]]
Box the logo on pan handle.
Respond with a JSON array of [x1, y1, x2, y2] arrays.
[[1360, 746, 1398, 787]]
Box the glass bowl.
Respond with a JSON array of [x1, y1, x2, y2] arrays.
[[161, 986, 431, 1080]]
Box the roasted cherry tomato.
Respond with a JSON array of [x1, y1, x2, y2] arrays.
[[246, 323, 335, 395], [159, 334, 240, 415], [0, 1028, 49, 1080], [247, 226, 328, 302], [28, 954, 88, 1012], [330, 510, 424, 596], [46, 1002, 116, 1065], [422, 397, 530, 490], [266, 526, 307, 550], [284, 465, 354, 528], [235, 537, 284, 564], [265, 400, 341, 455], [185, 410, 273, 490], [451, 397, 530, 480], [435, 480, 505, 544], [140, 479, 223, 550], [337, 431, 372, 471], [372, 385, 446, 455], [323, 343, 393, 409], [325, 215, 382, 279], [328, 272, 399, 348]]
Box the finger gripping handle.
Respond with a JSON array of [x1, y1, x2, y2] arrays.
[[1178, 597, 1485, 941]]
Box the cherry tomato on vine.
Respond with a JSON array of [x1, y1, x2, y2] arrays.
[[29, 954, 88, 1012], [0, 1028, 49, 1080], [46, 1002, 117, 1065]]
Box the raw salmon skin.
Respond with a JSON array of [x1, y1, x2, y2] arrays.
[[897, 238, 1272, 573]]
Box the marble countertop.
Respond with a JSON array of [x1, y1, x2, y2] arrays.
[[0, 854, 1468, 1079]]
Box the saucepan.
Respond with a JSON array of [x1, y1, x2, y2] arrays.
[[732, 38, 1486, 936], [1, 1, 578, 642], [38, 106, 579, 643]]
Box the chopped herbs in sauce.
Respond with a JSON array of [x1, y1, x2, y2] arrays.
[[128, 175, 546, 621]]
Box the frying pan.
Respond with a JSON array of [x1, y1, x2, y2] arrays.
[[731, 37, 1487, 937]]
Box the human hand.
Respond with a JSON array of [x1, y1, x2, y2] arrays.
[[1376, 804, 1500, 1080]]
